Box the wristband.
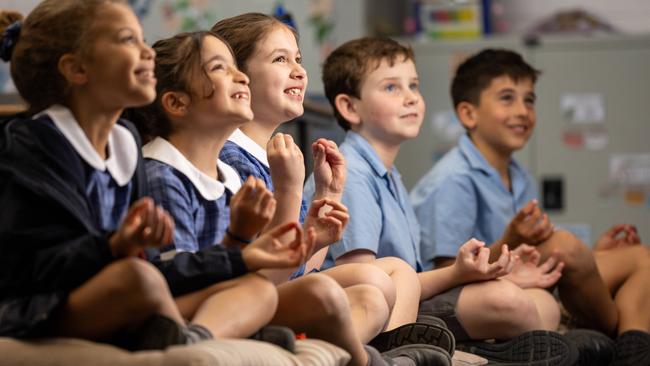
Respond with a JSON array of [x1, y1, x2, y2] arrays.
[[226, 227, 253, 244]]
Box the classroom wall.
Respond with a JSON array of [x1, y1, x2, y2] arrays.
[[0, 0, 366, 95], [499, 0, 650, 34]]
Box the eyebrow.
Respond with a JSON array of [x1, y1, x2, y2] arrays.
[[115, 26, 141, 35], [496, 88, 536, 99], [265, 48, 301, 58], [202, 54, 229, 65], [379, 76, 419, 82]]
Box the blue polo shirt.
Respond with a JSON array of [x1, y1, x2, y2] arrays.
[[410, 134, 537, 270], [304, 131, 422, 271]]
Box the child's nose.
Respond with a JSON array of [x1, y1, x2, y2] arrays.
[[232, 67, 250, 85], [290, 64, 306, 80], [141, 43, 155, 60], [514, 99, 530, 116], [404, 89, 420, 105]]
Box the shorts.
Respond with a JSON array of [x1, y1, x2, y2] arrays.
[[418, 285, 471, 342]]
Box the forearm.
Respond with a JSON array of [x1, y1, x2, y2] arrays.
[[312, 187, 342, 203], [265, 189, 302, 232], [150, 246, 248, 296], [257, 266, 302, 285], [488, 238, 507, 262], [418, 265, 465, 300]]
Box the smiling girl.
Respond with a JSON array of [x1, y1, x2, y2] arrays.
[[0, 0, 211, 349]]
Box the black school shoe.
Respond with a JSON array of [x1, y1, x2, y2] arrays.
[[564, 329, 615, 366], [249, 325, 296, 353], [610, 330, 650, 366], [456, 330, 578, 366], [416, 314, 449, 329], [369, 321, 455, 356], [382, 344, 452, 366]]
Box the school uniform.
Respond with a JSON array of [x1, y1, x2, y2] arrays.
[[303, 131, 423, 271], [220, 128, 306, 278], [221, 129, 309, 223], [0, 105, 145, 337], [410, 134, 537, 270], [143, 137, 251, 296]]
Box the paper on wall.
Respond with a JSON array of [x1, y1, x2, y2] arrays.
[[609, 153, 650, 186], [560, 93, 605, 124]]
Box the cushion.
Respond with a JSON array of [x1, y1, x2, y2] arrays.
[[0, 337, 350, 366]]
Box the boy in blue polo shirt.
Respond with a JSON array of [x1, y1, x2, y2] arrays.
[[305, 38, 578, 365], [411, 48, 650, 364]]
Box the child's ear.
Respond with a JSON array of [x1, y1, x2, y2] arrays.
[[334, 94, 362, 127], [456, 101, 478, 131], [58, 53, 88, 86], [161, 91, 191, 117]]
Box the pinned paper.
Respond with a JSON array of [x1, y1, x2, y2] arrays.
[[624, 189, 645, 205], [562, 129, 608, 150], [609, 153, 650, 186], [560, 93, 605, 124]]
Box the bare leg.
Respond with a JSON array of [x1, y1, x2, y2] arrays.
[[374, 257, 421, 330], [345, 285, 391, 343], [523, 288, 561, 331], [174, 273, 278, 338], [321, 262, 396, 310], [53, 258, 183, 340], [535, 230, 618, 336], [456, 279, 542, 339], [321, 262, 397, 326], [595, 245, 650, 333], [271, 274, 371, 366]]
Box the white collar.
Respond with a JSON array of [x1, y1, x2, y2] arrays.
[[227, 128, 269, 167], [36, 105, 138, 187], [143, 137, 241, 201]]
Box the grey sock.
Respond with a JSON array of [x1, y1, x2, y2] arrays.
[[389, 357, 416, 366], [364, 345, 389, 366], [185, 323, 213, 344]]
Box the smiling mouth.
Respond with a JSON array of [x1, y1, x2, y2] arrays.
[[285, 88, 302, 96], [509, 125, 529, 133], [232, 92, 249, 100], [135, 69, 155, 81]]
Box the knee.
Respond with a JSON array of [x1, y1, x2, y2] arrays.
[[377, 256, 422, 300], [546, 230, 594, 271], [108, 258, 170, 308], [300, 274, 349, 319], [244, 273, 279, 311], [345, 263, 396, 310], [635, 246, 650, 271], [350, 285, 390, 332], [527, 289, 561, 330], [483, 281, 538, 327]]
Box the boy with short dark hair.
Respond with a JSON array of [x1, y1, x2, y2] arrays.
[[411, 48, 650, 365], [305, 39, 577, 365]]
